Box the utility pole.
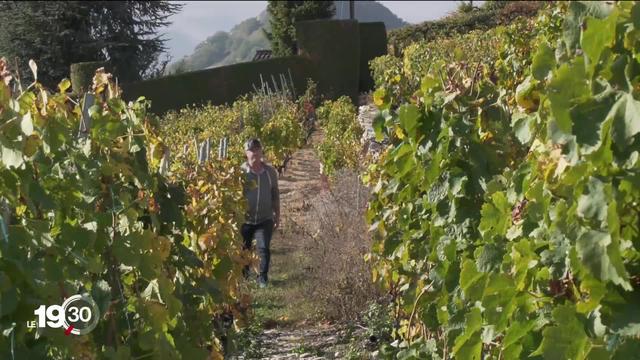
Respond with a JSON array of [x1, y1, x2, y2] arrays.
[[349, 0, 354, 20]]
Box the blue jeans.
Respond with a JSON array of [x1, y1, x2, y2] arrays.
[[241, 219, 274, 282]]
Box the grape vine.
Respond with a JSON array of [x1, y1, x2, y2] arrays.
[[365, 2, 640, 359], [0, 57, 313, 359], [315, 96, 363, 177]]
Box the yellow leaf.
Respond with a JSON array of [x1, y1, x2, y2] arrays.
[[480, 131, 494, 142], [58, 78, 71, 93], [16, 205, 27, 216], [209, 339, 224, 360]]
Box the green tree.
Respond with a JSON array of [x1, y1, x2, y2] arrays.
[[457, 1, 476, 14], [265, 1, 335, 57], [89, 1, 182, 82], [0, 1, 181, 87], [0, 2, 98, 87]]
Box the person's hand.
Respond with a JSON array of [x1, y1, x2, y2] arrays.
[[273, 214, 280, 230]]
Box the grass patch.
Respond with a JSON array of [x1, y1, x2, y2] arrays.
[[242, 226, 322, 328]]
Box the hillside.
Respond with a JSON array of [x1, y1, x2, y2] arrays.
[[165, 0, 407, 74]]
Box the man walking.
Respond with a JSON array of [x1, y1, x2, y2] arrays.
[[241, 138, 280, 288]]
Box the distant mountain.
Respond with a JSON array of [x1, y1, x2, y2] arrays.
[[165, 1, 407, 74], [333, 0, 407, 29]]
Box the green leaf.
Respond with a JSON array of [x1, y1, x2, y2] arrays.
[[577, 177, 608, 222], [502, 344, 524, 359], [456, 336, 482, 360], [515, 75, 539, 112], [475, 244, 504, 273], [58, 78, 71, 93], [532, 304, 591, 360], [564, 1, 615, 53], [532, 41, 556, 81], [453, 307, 482, 360], [581, 13, 618, 70], [571, 95, 616, 154], [421, 75, 439, 94], [611, 93, 640, 147], [398, 104, 421, 140], [212, 256, 233, 280], [373, 87, 390, 110], [577, 276, 606, 313], [479, 192, 510, 238], [512, 239, 538, 291], [460, 259, 483, 292], [112, 240, 140, 267], [372, 113, 385, 142], [548, 57, 589, 134], [613, 339, 640, 360], [512, 113, 534, 145], [503, 320, 536, 349], [587, 347, 611, 360], [576, 229, 630, 290], [460, 259, 486, 301], [16, 92, 35, 115]]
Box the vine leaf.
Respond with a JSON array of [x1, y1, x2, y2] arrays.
[[548, 57, 589, 135], [611, 93, 640, 146], [479, 191, 510, 238], [576, 177, 608, 222], [453, 307, 483, 360], [576, 229, 630, 290], [532, 304, 591, 360], [581, 13, 618, 72], [532, 41, 556, 81]]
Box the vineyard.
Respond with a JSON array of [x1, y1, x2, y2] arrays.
[[1, 1, 639, 359], [0, 53, 315, 358], [315, 96, 363, 177], [364, 1, 640, 359]]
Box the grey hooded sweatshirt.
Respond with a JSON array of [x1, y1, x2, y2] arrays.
[[241, 161, 280, 225]]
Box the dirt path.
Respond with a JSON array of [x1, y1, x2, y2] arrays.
[[232, 131, 360, 359], [278, 131, 326, 222], [246, 324, 357, 360], [232, 96, 382, 359]]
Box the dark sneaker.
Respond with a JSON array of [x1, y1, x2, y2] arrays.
[[258, 278, 268, 289]]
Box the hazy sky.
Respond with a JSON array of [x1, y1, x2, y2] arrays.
[[163, 1, 470, 60]]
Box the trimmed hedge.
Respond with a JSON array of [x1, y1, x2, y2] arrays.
[[296, 19, 360, 103], [122, 56, 313, 114], [117, 19, 378, 113], [388, 1, 544, 55], [358, 22, 387, 92]]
